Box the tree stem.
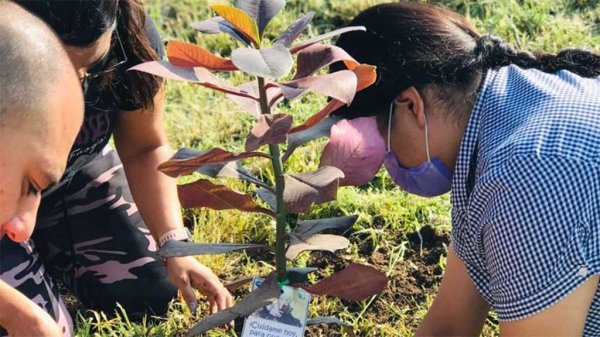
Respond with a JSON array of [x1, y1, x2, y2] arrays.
[[257, 77, 288, 282]]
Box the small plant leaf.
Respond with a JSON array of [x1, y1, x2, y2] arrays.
[[285, 233, 350, 260], [166, 41, 237, 71], [191, 17, 251, 45], [288, 64, 377, 133], [301, 263, 388, 301], [186, 274, 280, 337], [129, 61, 255, 99], [294, 215, 358, 237], [278, 70, 357, 104], [169, 148, 269, 188], [160, 147, 270, 177], [210, 5, 259, 45], [320, 117, 385, 186], [224, 276, 255, 292], [159, 240, 269, 258], [287, 267, 318, 285], [246, 114, 293, 151], [274, 11, 314, 47], [255, 188, 277, 210], [231, 45, 293, 79], [290, 26, 367, 53], [294, 43, 358, 79], [226, 81, 282, 118], [289, 99, 345, 133], [307, 317, 356, 337], [236, 0, 285, 34], [283, 166, 344, 213], [178, 179, 275, 217], [282, 115, 342, 162]]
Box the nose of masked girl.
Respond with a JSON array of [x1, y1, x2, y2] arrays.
[[1, 193, 41, 243]]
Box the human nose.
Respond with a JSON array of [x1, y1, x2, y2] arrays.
[[2, 193, 41, 242]]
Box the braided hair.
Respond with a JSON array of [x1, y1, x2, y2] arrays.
[[333, 3, 600, 119]]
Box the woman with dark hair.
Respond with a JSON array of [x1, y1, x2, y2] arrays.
[[0, 1, 232, 335], [334, 3, 599, 336]]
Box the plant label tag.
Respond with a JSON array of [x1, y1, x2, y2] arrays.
[[242, 278, 311, 337]]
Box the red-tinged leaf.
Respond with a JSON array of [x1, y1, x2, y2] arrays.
[[236, 0, 285, 33], [320, 117, 385, 186], [289, 99, 345, 133], [278, 70, 357, 104], [290, 26, 367, 54], [186, 274, 280, 337], [282, 115, 343, 162], [294, 43, 359, 79], [191, 17, 251, 45], [285, 233, 350, 260], [274, 11, 314, 47], [350, 64, 378, 91], [246, 114, 293, 151], [210, 5, 259, 45], [129, 61, 256, 99], [226, 81, 282, 119], [302, 263, 388, 301], [283, 166, 344, 213], [231, 45, 293, 79], [224, 276, 254, 292], [159, 148, 270, 177], [178, 179, 275, 217], [166, 41, 237, 71]]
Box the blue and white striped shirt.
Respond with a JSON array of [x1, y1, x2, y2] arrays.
[[451, 65, 600, 334]]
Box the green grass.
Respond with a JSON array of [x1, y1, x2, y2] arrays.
[[75, 0, 599, 336]]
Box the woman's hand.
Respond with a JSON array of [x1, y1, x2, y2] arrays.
[[165, 256, 234, 314]]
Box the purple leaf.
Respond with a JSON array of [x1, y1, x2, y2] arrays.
[[301, 263, 388, 301], [185, 274, 280, 337], [231, 45, 293, 79], [191, 17, 252, 45], [129, 61, 256, 99], [159, 147, 270, 177], [283, 166, 344, 213], [224, 276, 255, 292], [282, 115, 343, 162], [169, 148, 269, 188], [159, 240, 269, 258], [286, 233, 350, 260], [278, 70, 357, 104], [294, 215, 358, 237], [320, 117, 385, 186], [226, 81, 283, 119], [294, 43, 358, 79], [178, 179, 275, 217], [274, 11, 314, 47], [290, 26, 367, 54], [236, 0, 286, 33], [289, 99, 345, 133], [246, 114, 293, 151]]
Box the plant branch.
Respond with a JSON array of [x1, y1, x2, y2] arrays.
[[257, 77, 288, 282]]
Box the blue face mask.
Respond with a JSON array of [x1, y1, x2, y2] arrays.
[[383, 102, 453, 197]]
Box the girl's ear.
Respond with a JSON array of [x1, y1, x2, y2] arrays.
[[393, 87, 427, 129]]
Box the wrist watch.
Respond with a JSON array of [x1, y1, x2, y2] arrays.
[[158, 227, 193, 248]]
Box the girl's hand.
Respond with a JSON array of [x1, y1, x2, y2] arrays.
[[6, 300, 63, 337], [165, 256, 234, 314]]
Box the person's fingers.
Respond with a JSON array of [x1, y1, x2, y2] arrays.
[[178, 277, 198, 315], [216, 289, 227, 312], [209, 296, 219, 314]]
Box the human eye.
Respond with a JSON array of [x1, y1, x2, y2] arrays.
[[27, 180, 40, 196]]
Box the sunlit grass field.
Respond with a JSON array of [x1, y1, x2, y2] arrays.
[[75, 0, 599, 336]]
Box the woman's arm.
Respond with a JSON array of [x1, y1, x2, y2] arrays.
[[113, 87, 233, 314], [500, 275, 598, 336], [416, 247, 490, 336], [0, 280, 62, 337]]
